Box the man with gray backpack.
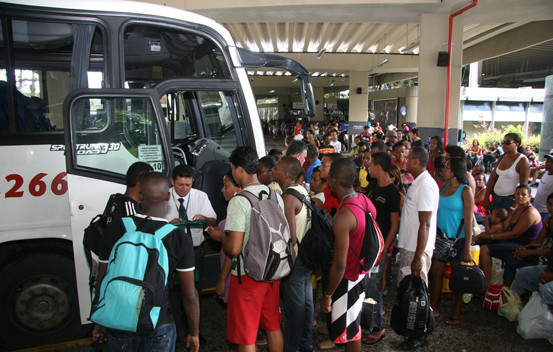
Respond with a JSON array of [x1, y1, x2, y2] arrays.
[[91, 172, 199, 352], [208, 146, 292, 352]]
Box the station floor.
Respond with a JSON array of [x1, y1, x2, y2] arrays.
[[18, 134, 551, 352]]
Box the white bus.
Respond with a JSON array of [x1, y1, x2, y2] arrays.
[[0, 1, 314, 349]]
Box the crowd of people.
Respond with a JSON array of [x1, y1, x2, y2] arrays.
[[89, 119, 553, 352]]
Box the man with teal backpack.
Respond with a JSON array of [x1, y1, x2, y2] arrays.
[[91, 172, 199, 352]]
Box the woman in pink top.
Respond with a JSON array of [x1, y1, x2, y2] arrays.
[[392, 141, 414, 185], [426, 136, 443, 173]]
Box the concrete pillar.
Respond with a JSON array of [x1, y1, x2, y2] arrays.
[[348, 71, 369, 138], [491, 100, 496, 129], [312, 86, 324, 122], [406, 87, 418, 124], [469, 62, 480, 88], [277, 94, 289, 122], [417, 13, 464, 144], [541, 75, 553, 160]]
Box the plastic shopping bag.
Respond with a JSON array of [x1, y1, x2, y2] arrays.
[[517, 291, 553, 340], [498, 287, 521, 322]]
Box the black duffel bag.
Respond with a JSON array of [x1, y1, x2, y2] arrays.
[[449, 261, 485, 294]]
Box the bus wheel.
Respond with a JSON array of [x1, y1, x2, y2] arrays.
[[0, 253, 85, 350]]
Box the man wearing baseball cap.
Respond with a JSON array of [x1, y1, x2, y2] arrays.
[[385, 130, 397, 144], [534, 149, 553, 222]]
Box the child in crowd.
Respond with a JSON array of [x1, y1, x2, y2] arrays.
[[472, 164, 486, 178], [210, 172, 242, 304], [258, 155, 282, 195], [484, 208, 509, 234], [310, 166, 326, 209], [309, 166, 326, 329], [392, 141, 414, 186]]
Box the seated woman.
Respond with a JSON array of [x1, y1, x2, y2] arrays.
[[510, 193, 553, 303], [468, 139, 483, 166], [476, 184, 543, 288], [482, 142, 502, 174], [473, 173, 488, 222], [429, 157, 474, 325], [506, 193, 553, 283]]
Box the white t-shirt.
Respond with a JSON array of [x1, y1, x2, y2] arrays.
[[330, 140, 342, 153], [312, 192, 325, 204], [535, 172, 553, 213], [165, 188, 217, 246], [397, 171, 439, 252]]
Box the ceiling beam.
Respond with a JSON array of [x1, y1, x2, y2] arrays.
[[275, 52, 419, 73], [463, 20, 553, 64]]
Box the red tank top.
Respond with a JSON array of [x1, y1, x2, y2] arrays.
[[340, 194, 377, 280]]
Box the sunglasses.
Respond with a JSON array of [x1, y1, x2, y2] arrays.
[[501, 140, 514, 145]]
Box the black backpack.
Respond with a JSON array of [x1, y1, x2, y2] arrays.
[[345, 197, 384, 273], [282, 188, 334, 271], [391, 275, 435, 338], [82, 193, 118, 294]]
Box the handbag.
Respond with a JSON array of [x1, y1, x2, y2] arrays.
[[483, 284, 505, 312], [497, 287, 521, 322], [449, 260, 485, 294], [433, 219, 464, 262]]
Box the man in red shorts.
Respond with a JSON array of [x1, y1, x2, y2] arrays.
[[215, 146, 285, 352]]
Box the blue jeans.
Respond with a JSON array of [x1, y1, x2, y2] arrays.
[[364, 265, 384, 332], [281, 258, 314, 352], [485, 241, 521, 282], [511, 265, 553, 305], [107, 323, 176, 352]]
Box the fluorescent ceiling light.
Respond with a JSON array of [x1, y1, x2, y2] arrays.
[[317, 48, 327, 59], [401, 42, 419, 53], [375, 59, 389, 68]]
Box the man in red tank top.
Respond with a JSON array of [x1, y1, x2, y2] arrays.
[[321, 158, 377, 352]]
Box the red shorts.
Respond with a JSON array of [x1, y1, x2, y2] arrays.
[[226, 274, 282, 345]]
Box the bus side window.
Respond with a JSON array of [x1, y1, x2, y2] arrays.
[[0, 19, 104, 133], [71, 96, 167, 175]]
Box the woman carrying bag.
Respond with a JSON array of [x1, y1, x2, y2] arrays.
[[429, 157, 474, 326]]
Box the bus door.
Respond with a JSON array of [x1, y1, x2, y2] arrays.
[[63, 89, 173, 323]]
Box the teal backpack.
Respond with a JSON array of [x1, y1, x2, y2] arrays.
[[90, 217, 175, 332]]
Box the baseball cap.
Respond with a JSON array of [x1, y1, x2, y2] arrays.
[[544, 149, 553, 159], [385, 130, 397, 137]]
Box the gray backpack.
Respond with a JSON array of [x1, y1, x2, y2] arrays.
[[237, 187, 295, 282]]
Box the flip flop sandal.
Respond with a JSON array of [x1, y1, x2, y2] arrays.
[[445, 317, 462, 325], [363, 329, 386, 345]]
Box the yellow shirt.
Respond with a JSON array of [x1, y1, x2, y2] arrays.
[[359, 167, 368, 188]]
